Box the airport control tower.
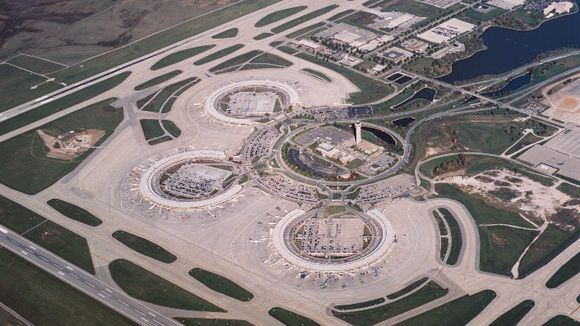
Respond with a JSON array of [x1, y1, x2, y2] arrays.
[[354, 120, 362, 145]]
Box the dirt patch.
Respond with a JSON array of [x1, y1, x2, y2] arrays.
[[37, 128, 104, 161], [490, 233, 507, 247], [494, 180, 511, 187], [504, 176, 523, 184], [475, 175, 494, 183]]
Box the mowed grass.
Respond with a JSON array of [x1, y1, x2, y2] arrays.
[[295, 52, 393, 104], [24, 221, 95, 274], [435, 183, 533, 227], [438, 208, 462, 265], [255, 6, 308, 27], [134, 70, 182, 90], [543, 315, 580, 326], [175, 318, 253, 326], [7, 54, 66, 74], [386, 277, 428, 300], [518, 224, 579, 278], [194, 44, 244, 66], [212, 28, 239, 39], [479, 225, 537, 277], [0, 71, 129, 136], [0, 195, 95, 273], [109, 259, 224, 312], [210, 50, 263, 72], [113, 230, 176, 263], [334, 297, 385, 311], [333, 281, 448, 325], [0, 99, 124, 194], [49, 0, 281, 85], [47, 199, 103, 226], [151, 45, 215, 70], [302, 68, 331, 82], [271, 5, 339, 34], [399, 290, 496, 325], [557, 182, 580, 198], [490, 300, 535, 326], [268, 307, 320, 326], [162, 120, 181, 138], [139, 77, 199, 113], [546, 252, 580, 288], [0, 64, 63, 113], [140, 119, 165, 140], [189, 268, 254, 301], [0, 249, 134, 326]]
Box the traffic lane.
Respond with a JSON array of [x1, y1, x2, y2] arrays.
[[0, 229, 176, 326]]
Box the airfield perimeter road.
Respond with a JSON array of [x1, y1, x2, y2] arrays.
[[0, 227, 179, 326]]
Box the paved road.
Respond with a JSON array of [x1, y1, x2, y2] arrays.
[[0, 226, 179, 326]]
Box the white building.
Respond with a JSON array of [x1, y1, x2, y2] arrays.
[[543, 1, 574, 17]]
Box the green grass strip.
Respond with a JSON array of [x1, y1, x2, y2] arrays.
[[0, 249, 133, 326], [113, 230, 177, 264], [212, 28, 239, 39], [134, 70, 182, 90], [189, 268, 254, 302], [0, 72, 130, 136], [400, 290, 496, 325], [175, 318, 253, 326], [109, 259, 224, 312], [151, 45, 215, 70], [271, 5, 339, 34], [269, 307, 319, 326], [546, 252, 580, 288], [47, 199, 102, 226], [490, 300, 534, 326], [256, 6, 308, 27], [333, 281, 448, 325], [194, 44, 244, 66]]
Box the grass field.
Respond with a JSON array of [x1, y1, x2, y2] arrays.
[[557, 182, 580, 198], [48, 0, 280, 85], [0, 72, 129, 136], [438, 208, 463, 265], [112, 231, 177, 264], [134, 70, 182, 90], [543, 315, 580, 326], [285, 22, 327, 39], [504, 133, 542, 156], [479, 225, 538, 276], [140, 120, 165, 140], [546, 252, 580, 288], [254, 33, 274, 40], [24, 221, 95, 274], [435, 183, 534, 227], [175, 318, 253, 326], [210, 50, 263, 72], [400, 290, 496, 325], [518, 225, 579, 278], [0, 249, 133, 326], [302, 68, 332, 82], [255, 6, 308, 27], [109, 259, 224, 312], [373, 82, 424, 114], [295, 52, 393, 104], [329, 9, 356, 21], [268, 307, 319, 326], [271, 5, 339, 34], [0, 64, 63, 113], [162, 120, 181, 138], [8, 54, 66, 74], [151, 45, 215, 70], [490, 300, 534, 326], [47, 199, 103, 226], [0, 99, 124, 194], [140, 77, 199, 113], [194, 44, 244, 66], [386, 277, 428, 300], [334, 297, 386, 311], [189, 268, 254, 302], [0, 195, 95, 273], [212, 28, 239, 39], [333, 281, 448, 325]]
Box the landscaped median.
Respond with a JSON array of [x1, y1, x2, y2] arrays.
[[109, 259, 224, 312], [189, 268, 254, 301]]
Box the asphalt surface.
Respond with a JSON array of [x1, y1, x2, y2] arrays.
[[0, 226, 179, 326]]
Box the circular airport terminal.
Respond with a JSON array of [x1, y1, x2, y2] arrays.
[[272, 207, 395, 272], [205, 79, 300, 125], [133, 149, 242, 211]]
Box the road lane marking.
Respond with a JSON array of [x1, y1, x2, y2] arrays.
[[119, 300, 129, 307]]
